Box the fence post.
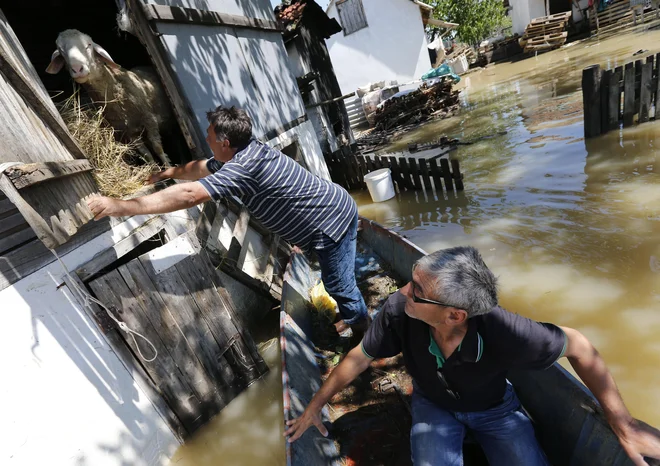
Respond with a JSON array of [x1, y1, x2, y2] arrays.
[[624, 64, 636, 127], [582, 64, 602, 138], [600, 69, 612, 133], [608, 67, 622, 131], [640, 62, 653, 123]]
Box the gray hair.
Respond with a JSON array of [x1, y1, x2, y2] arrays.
[[414, 246, 498, 317]]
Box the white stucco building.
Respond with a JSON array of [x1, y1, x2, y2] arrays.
[[325, 0, 434, 94]]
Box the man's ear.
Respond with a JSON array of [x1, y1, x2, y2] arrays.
[[448, 309, 468, 325]]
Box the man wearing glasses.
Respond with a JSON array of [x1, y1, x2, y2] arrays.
[[285, 246, 660, 465]]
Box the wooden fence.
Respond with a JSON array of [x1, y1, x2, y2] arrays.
[[582, 52, 660, 138], [324, 150, 464, 197]]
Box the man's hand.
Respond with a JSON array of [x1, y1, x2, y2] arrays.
[[616, 420, 660, 466], [145, 171, 166, 185], [561, 326, 660, 465], [282, 343, 373, 443], [284, 405, 328, 443], [87, 195, 130, 220]]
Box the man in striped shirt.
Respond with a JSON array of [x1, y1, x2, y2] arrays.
[[88, 106, 370, 334]]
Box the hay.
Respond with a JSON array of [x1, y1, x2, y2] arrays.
[[59, 92, 158, 198]]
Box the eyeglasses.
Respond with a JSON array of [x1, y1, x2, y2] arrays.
[[437, 369, 461, 400], [411, 285, 454, 308]]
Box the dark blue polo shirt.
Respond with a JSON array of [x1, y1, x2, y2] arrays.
[[362, 291, 567, 412]]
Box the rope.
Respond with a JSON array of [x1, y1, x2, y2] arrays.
[[51, 249, 158, 363]]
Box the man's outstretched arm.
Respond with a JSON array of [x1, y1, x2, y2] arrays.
[[88, 182, 211, 219], [147, 159, 212, 183], [561, 326, 660, 465], [284, 342, 373, 442]]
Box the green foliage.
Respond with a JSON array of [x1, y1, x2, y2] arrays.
[[421, 0, 510, 47]]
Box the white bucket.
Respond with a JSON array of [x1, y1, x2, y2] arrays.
[[364, 168, 395, 202]]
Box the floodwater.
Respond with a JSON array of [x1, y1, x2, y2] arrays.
[[168, 324, 286, 466], [168, 30, 660, 466], [357, 29, 660, 427]]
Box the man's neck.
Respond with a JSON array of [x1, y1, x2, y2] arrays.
[[429, 321, 468, 344]]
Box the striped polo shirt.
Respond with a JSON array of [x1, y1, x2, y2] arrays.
[[199, 139, 357, 250]]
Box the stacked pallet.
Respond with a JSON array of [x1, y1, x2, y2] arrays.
[[519, 11, 571, 53]]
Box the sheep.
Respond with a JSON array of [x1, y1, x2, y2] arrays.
[[46, 29, 173, 166]]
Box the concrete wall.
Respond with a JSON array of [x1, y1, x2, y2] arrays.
[[325, 0, 432, 94], [0, 214, 194, 466], [510, 0, 548, 35]]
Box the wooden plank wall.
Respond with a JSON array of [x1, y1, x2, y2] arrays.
[[86, 230, 269, 437], [324, 150, 464, 197], [583, 53, 660, 138]]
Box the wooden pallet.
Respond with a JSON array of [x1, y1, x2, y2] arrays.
[[589, 0, 660, 33], [520, 12, 570, 53], [530, 11, 572, 24], [520, 31, 567, 46], [525, 22, 566, 34]]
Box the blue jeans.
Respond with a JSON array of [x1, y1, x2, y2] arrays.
[[411, 382, 549, 466], [316, 214, 368, 325]]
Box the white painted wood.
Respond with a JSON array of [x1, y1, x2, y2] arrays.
[[146, 234, 195, 274], [0, 212, 196, 466], [268, 120, 330, 181], [326, 0, 432, 94], [143, 0, 275, 21]]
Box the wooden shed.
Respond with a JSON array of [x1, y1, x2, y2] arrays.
[[0, 1, 326, 464]]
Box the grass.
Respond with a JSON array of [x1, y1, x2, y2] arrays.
[[59, 92, 158, 198]]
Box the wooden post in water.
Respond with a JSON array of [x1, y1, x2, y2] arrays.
[[655, 54, 660, 117], [428, 158, 444, 195], [608, 67, 622, 131], [600, 69, 611, 132], [640, 62, 653, 123], [582, 64, 602, 138], [624, 64, 636, 126], [450, 159, 464, 191], [440, 158, 454, 192], [408, 157, 422, 190]]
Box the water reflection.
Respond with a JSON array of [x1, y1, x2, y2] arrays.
[[358, 30, 660, 426], [168, 335, 285, 466]]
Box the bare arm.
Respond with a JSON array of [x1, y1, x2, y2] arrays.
[[88, 182, 211, 219], [148, 159, 212, 183], [561, 326, 660, 465], [284, 342, 373, 442]]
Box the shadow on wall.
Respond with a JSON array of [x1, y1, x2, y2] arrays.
[[157, 0, 273, 20], [3, 249, 177, 465], [155, 2, 305, 140]]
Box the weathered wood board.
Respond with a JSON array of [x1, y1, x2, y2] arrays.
[[87, 231, 268, 436]]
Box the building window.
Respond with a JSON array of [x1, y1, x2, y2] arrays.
[[337, 0, 368, 36]]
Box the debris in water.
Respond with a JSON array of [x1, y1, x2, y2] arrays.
[[356, 79, 460, 153]]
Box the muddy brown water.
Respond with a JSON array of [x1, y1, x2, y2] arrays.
[[357, 30, 660, 429], [170, 30, 660, 465]]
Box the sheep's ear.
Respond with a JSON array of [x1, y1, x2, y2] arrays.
[[45, 50, 65, 74], [93, 43, 120, 69]]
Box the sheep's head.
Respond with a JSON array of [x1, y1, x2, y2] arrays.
[[46, 29, 119, 84]]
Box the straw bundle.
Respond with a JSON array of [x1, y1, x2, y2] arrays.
[[59, 92, 157, 198]]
